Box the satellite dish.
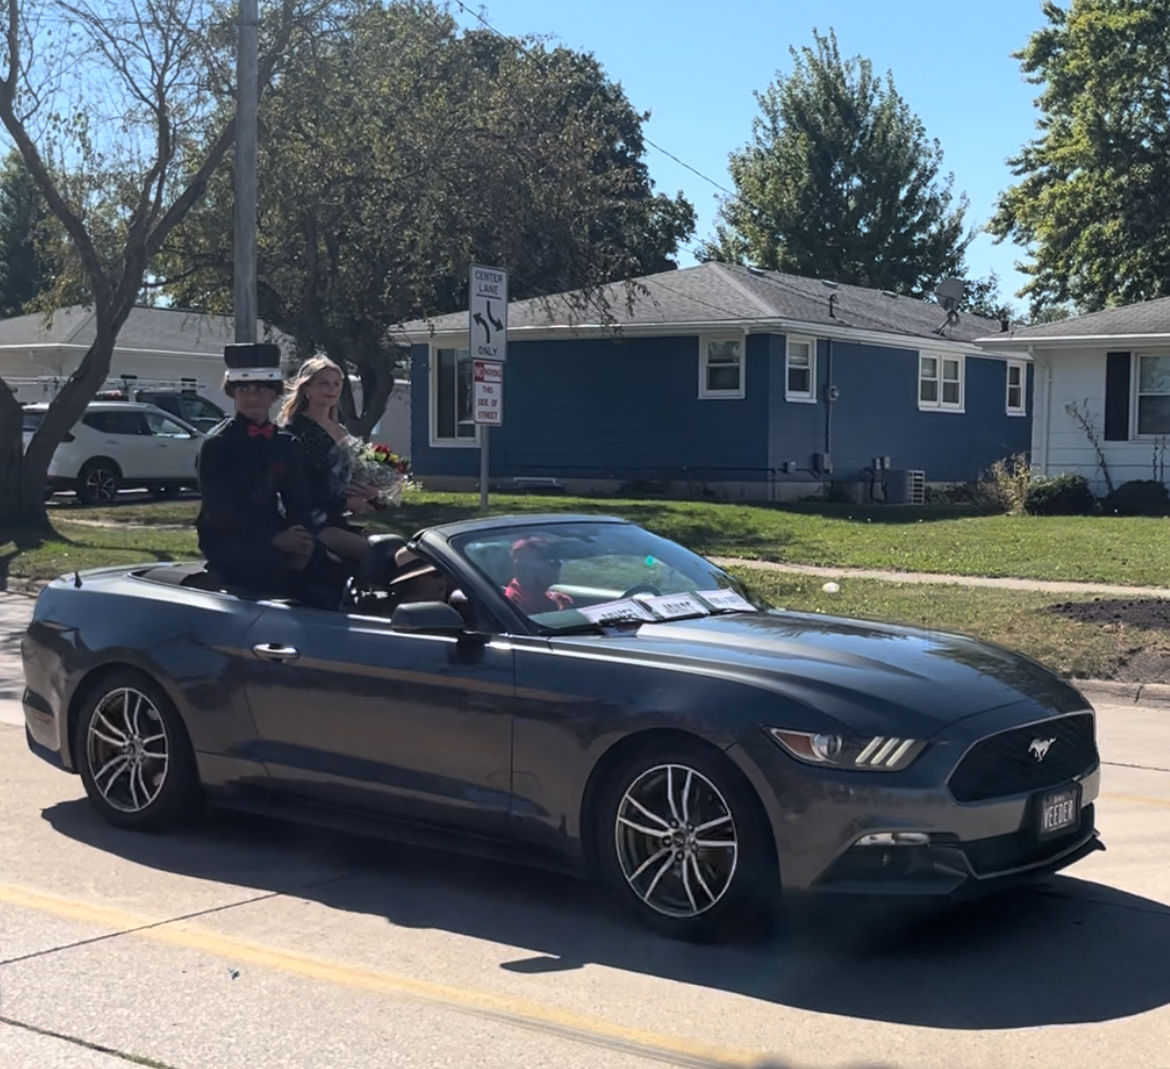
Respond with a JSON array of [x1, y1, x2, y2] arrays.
[[934, 278, 966, 311]]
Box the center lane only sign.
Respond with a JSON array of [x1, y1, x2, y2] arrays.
[[473, 359, 503, 426], [470, 265, 508, 363]]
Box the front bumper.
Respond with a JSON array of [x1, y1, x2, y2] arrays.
[[727, 704, 1104, 897], [811, 805, 1103, 896]]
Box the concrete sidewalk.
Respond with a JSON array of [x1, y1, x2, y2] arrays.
[[713, 556, 1170, 599]]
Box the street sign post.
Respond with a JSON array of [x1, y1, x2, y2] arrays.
[[470, 265, 508, 509]]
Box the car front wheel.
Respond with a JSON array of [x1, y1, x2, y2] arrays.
[[594, 741, 778, 942], [73, 670, 200, 831]]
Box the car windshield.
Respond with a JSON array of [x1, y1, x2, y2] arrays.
[[450, 520, 762, 632]]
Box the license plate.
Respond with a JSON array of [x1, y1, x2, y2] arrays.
[[1036, 785, 1081, 838]]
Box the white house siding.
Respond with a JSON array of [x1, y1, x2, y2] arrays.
[[1034, 346, 1170, 495]]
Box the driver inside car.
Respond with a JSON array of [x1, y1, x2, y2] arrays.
[[504, 537, 574, 615]]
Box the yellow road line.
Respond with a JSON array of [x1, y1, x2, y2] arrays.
[[0, 882, 763, 1069], [1101, 791, 1170, 809]]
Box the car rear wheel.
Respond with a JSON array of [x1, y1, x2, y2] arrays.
[[73, 671, 200, 832], [593, 740, 778, 942], [75, 459, 120, 505]]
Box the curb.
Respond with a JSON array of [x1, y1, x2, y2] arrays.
[[1076, 680, 1170, 709]]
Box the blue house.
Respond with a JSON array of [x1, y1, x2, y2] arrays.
[[398, 263, 1032, 502]]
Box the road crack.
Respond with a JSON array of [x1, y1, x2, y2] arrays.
[[0, 1014, 181, 1067], [0, 872, 353, 968]]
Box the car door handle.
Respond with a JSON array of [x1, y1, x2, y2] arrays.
[[252, 643, 300, 662]]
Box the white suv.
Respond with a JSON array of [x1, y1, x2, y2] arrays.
[[22, 401, 206, 505]]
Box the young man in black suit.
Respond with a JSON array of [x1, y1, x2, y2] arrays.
[[195, 342, 347, 606]]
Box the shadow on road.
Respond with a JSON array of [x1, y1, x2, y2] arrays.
[[41, 798, 1170, 1032]]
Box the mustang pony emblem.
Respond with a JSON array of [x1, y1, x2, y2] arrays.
[[1029, 737, 1056, 762]]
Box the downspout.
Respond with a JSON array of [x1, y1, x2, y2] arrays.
[[824, 339, 835, 485], [1031, 345, 1050, 475]]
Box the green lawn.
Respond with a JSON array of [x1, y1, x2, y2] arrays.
[[49, 490, 1170, 587], [731, 569, 1169, 683]]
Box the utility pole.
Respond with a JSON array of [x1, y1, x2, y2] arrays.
[[233, 0, 258, 344]]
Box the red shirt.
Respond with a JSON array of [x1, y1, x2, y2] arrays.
[[504, 579, 574, 615]]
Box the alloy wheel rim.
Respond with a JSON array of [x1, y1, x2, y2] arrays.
[[86, 687, 169, 813], [86, 468, 117, 501], [614, 763, 738, 919]]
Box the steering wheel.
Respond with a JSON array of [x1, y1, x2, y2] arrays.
[[621, 583, 662, 599]]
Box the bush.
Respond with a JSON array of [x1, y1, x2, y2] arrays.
[[1101, 479, 1170, 516], [1023, 473, 1097, 515], [977, 452, 1031, 514]]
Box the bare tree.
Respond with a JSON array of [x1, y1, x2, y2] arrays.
[[0, 0, 315, 532]]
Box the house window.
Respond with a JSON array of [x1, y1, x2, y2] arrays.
[[1006, 360, 1026, 416], [698, 335, 744, 399], [1137, 355, 1170, 435], [919, 353, 964, 411], [431, 346, 478, 445], [785, 335, 816, 402]]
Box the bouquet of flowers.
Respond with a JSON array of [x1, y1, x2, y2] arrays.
[[348, 440, 411, 509]]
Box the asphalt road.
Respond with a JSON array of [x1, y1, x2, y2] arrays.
[[1, 592, 1168, 1069]]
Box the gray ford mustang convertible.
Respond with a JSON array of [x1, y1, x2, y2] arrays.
[[21, 513, 1103, 941]]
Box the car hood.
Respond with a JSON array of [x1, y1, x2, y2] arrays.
[[553, 609, 1089, 737]]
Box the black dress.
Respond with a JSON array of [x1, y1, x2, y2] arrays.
[[285, 413, 362, 533], [195, 413, 347, 601]]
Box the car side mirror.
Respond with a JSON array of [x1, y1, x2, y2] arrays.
[[390, 601, 469, 635]]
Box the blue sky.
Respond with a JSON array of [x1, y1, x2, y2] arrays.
[[451, 0, 1051, 316]]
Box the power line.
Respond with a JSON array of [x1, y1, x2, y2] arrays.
[[446, 0, 736, 199]]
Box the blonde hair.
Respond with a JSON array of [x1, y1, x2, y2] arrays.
[[279, 355, 345, 425]]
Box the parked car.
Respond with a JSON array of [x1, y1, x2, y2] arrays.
[[22, 400, 204, 504], [94, 387, 228, 434], [20, 514, 1103, 941]]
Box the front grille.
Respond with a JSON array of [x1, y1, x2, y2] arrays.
[[962, 805, 1094, 875], [948, 713, 1097, 802]]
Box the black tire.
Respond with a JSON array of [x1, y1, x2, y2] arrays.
[[72, 669, 201, 832], [592, 738, 779, 942], [75, 459, 121, 506]]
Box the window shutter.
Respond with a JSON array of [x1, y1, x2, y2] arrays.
[[1104, 352, 1131, 441]]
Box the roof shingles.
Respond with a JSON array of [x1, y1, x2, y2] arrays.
[[399, 262, 1007, 344]]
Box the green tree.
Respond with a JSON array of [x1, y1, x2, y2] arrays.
[[963, 271, 1020, 324], [699, 28, 972, 296], [989, 0, 1170, 315], [160, 0, 695, 434], [0, 0, 320, 532], [0, 148, 59, 317]]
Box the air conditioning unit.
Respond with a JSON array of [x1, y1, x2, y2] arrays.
[[886, 469, 926, 505]]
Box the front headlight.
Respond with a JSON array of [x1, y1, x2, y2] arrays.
[[767, 728, 926, 771]]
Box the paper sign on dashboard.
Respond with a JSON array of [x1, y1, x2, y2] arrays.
[[695, 589, 756, 613], [640, 593, 709, 619], [577, 599, 657, 625]]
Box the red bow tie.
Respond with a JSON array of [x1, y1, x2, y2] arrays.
[[247, 422, 274, 439]]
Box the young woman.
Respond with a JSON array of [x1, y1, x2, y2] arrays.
[[278, 356, 378, 568]]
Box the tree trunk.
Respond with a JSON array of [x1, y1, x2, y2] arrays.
[[0, 376, 51, 536], [0, 317, 126, 537], [351, 355, 395, 440]]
